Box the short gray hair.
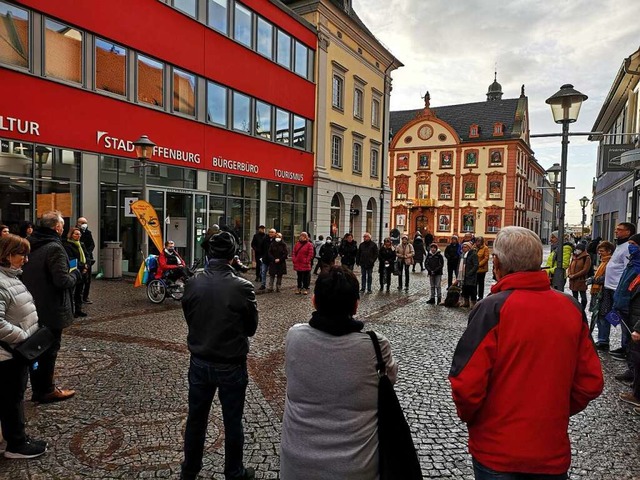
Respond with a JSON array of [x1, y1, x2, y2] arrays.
[[493, 226, 542, 275], [39, 210, 64, 230]]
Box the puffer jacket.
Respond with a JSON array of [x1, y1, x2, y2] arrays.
[[22, 227, 79, 329], [0, 266, 40, 362], [425, 250, 444, 276], [476, 245, 490, 274], [292, 240, 314, 272]]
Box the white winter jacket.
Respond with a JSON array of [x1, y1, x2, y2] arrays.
[[0, 266, 40, 362]]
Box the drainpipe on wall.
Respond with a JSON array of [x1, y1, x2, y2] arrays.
[[378, 64, 394, 245]]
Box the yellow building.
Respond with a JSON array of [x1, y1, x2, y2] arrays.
[[282, 0, 402, 242], [389, 80, 545, 245]]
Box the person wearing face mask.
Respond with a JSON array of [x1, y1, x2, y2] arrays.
[[75, 217, 95, 304], [156, 241, 190, 283], [64, 227, 89, 318], [425, 243, 444, 305], [567, 243, 591, 312], [0, 234, 48, 459], [318, 236, 338, 272], [267, 233, 288, 293], [21, 211, 80, 403]]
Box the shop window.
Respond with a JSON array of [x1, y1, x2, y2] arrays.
[[173, 68, 196, 117], [370, 148, 379, 178], [489, 179, 502, 199], [232, 91, 250, 133], [439, 181, 451, 200], [352, 142, 362, 174], [255, 101, 272, 140], [353, 87, 364, 119], [438, 214, 450, 232], [275, 109, 290, 145], [332, 74, 344, 110], [137, 54, 164, 107], [292, 115, 306, 149], [257, 17, 273, 59], [36, 180, 79, 223], [331, 135, 343, 169], [95, 38, 126, 96], [234, 3, 252, 48], [440, 151, 453, 169], [173, 0, 196, 17], [372, 98, 381, 128], [489, 149, 503, 166], [463, 180, 476, 199], [397, 154, 409, 170], [208, 172, 226, 195], [208, 0, 228, 34], [487, 213, 500, 233], [276, 30, 291, 69], [44, 18, 83, 84], [462, 213, 475, 232], [294, 40, 308, 77], [464, 150, 478, 168], [207, 81, 227, 126], [0, 2, 29, 69], [0, 139, 33, 177], [418, 152, 429, 169]]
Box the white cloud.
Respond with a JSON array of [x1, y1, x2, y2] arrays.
[[353, 0, 640, 223]]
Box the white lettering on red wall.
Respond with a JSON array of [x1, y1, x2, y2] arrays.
[[97, 131, 201, 164], [274, 168, 304, 182], [212, 156, 259, 174], [0, 115, 40, 136]]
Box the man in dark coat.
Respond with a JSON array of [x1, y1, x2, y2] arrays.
[[338, 233, 358, 271], [22, 210, 81, 403], [181, 231, 258, 480], [259, 228, 276, 291], [444, 235, 461, 288], [355, 232, 378, 294], [250, 225, 266, 282], [76, 217, 95, 304]]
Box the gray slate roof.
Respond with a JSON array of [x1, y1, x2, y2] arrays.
[[390, 98, 521, 143]]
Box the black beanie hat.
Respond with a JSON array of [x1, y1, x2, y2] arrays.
[[629, 233, 640, 245], [208, 231, 237, 260]]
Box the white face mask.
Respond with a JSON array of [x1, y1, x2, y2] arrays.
[[80, 223, 88, 231], [275, 238, 282, 243]]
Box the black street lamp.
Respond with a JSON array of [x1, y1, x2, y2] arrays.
[[133, 134, 156, 258], [579, 195, 590, 239], [546, 162, 561, 231], [545, 84, 588, 291]]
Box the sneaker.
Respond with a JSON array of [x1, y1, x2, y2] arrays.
[[302, 289, 308, 295], [83, 299, 93, 304], [610, 347, 625, 355], [74, 311, 88, 318], [294, 289, 301, 294], [619, 392, 640, 407], [33, 386, 76, 404], [367, 290, 372, 294], [615, 370, 634, 384], [359, 289, 365, 293], [258, 285, 266, 291], [4, 439, 47, 459], [610, 351, 627, 361], [595, 342, 610, 351], [426, 298, 435, 304]]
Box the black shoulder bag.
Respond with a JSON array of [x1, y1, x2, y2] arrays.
[[0, 326, 56, 363], [366, 331, 423, 480]]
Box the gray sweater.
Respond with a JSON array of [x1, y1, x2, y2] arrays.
[[280, 324, 397, 480], [0, 266, 40, 362]]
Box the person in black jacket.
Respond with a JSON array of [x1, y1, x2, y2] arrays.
[[412, 233, 426, 272], [338, 233, 358, 271], [76, 217, 95, 304], [181, 231, 258, 480], [444, 235, 461, 288], [64, 227, 89, 318], [250, 225, 266, 282], [319, 237, 338, 271], [22, 210, 80, 403], [355, 232, 378, 293], [377, 238, 396, 292], [425, 243, 444, 304]]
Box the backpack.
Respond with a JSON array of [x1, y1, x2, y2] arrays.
[[145, 255, 159, 280]]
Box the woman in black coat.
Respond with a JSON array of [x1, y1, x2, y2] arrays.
[[378, 238, 397, 292], [412, 234, 426, 272], [267, 233, 288, 292], [338, 233, 358, 271], [64, 227, 89, 317]]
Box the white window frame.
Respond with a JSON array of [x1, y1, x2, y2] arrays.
[[371, 97, 381, 128], [352, 141, 362, 173], [331, 134, 343, 169], [332, 74, 344, 110], [370, 148, 379, 178], [353, 87, 364, 119]]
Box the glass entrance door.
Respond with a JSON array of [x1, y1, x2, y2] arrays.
[[165, 191, 193, 264]]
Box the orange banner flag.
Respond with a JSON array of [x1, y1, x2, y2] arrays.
[[130, 200, 164, 253]]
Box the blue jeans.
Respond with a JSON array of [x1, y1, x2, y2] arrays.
[[473, 459, 568, 480], [260, 262, 269, 287], [360, 267, 373, 291], [182, 357, 249, 480]]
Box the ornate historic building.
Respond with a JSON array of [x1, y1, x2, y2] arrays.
[[389, 78, 545, 245]]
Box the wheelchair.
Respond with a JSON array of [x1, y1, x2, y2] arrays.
[[146, 261, 199, 304]]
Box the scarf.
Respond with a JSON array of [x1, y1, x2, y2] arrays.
[[590, 254, 610, 295], [69, 239, 86, 264], [309, 311, 364, 337]]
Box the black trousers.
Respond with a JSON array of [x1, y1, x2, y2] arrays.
[[476, 272, 487, 299], [447, 259, 460, 288], [81, 264, 92, 301], [30, 327, 63, 398], [0, 358, 28, 448]]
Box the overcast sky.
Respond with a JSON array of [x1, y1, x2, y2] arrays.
[[354, 0, 640, 225]]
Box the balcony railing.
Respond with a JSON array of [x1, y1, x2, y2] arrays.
[[411, 198, 437, 207]]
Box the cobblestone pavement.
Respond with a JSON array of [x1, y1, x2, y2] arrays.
[[0, 256, 639, 479]]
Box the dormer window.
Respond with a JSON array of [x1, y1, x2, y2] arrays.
[[493, 122, 504, 136], [469, 124, 479, 138]]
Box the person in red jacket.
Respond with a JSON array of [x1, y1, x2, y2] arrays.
[[449, 226, 603, 479], [291, 231, 314, 295], [156, 240, 189, 282]]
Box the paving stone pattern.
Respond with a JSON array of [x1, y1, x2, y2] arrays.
[[0, 254, 638, 479]]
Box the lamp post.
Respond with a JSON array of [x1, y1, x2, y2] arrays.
[[546, 163, 561, 231], [545, 84, 588, 291], [133, 134, 156, 259], [579, 195, 589, 239]]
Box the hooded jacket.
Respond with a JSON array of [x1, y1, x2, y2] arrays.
[[568, 249, 591, 292], [425, 249, 444, 276], [22, 227, 79, 330], [449, 270, 603, 475]]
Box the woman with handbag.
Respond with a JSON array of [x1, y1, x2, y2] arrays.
[[64, 227, 89, 318], [280, 266, 405, 479], [0, 234, 47, 459]]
